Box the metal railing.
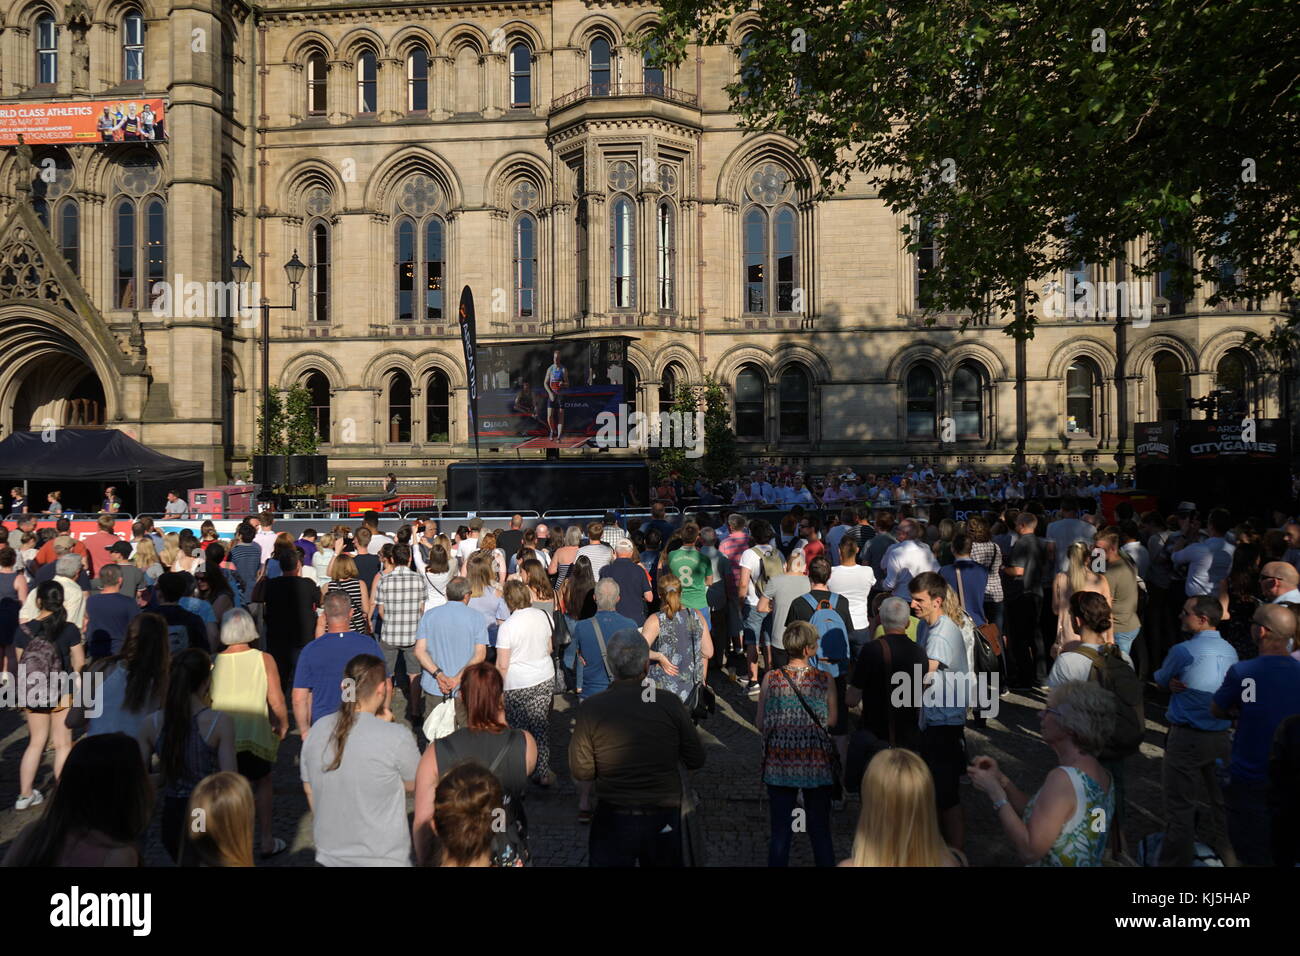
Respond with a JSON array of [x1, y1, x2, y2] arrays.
[[550, 82, 698, 112]]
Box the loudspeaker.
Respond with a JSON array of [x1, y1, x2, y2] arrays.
[[253, 455, 286, 486], [288, 455, 328, 487]]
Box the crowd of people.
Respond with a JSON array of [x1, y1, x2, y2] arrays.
[[1, 478, 1299, 868]]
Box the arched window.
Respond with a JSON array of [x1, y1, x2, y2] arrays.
[[388, 371, 412, 443], [735, 365, 766, 440], [1066, 359, 1099, 435], [1215, 348, 1253, 417], [952, 363, 984, 439], [575, 199, 588, 314], [114, 199, 136, 308], [123, 10, 145, 82], [624, 364, 639, 416], [308, 221, 330, 322], [407, 47, 429, 111], [659, 363, 682, 408], [145, 199, 165, 309], [356, 51, 377, 114], [425, 370, 450, 442], [590, 37, 611, 95], [644, 41, 665, 96], [59, 200, 79, 276], [307, 52, 328, 115], [657, 201, 675, 311], [906, 365, 938, 439], [36, 14, 58, 85], [774, 206, 797, 312], [739, 32, 761, 97], [509, 43, 531, 108], [1154, 351, 1185, 421], [395, 218, 416, 321], [424, 217, 444, 320], [743, 206, 767, 313], [611, 196, 635, 309], [514, 213, 536, 317], [779, 366, 811, 439], [305, 371, 331, 443]]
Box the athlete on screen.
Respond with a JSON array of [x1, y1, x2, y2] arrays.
[[545, 349, 568, 442], [512, 380, 545, 435]]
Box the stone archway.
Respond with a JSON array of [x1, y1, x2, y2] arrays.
[[0, 322, 109, 435]]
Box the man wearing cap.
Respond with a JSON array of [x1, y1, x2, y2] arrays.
[[31, 517, 90, 572], [598, 539, 653, 625], [20, 553, 89, 630], [94, 540, 146, 597], [1260, 561, 1300, 604]]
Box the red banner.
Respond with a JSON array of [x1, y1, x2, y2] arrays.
[[0, 98, 167, 146]]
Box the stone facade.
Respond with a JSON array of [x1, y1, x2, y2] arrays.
[[0, 0, 1287, 487]]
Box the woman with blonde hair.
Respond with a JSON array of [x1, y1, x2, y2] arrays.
[[1051, 540, 1111, 657], [311, 533, 336, 581], [158, 534, 181, 573], [643, 571, 713, 702], [466, 553, 508, 644], [186, 771, 256, 867], [842, 749, 965, 867], [321, 552, 370, 634], [132, 536, 164, 584]]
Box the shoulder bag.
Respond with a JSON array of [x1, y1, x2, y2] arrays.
[[778, 667, 843, 791], [683, 610, 715, 722]]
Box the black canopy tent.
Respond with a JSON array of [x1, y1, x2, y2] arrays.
[[0, 428, 204, 515]]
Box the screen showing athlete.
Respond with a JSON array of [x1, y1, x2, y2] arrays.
[[544, 349, 569, 441], [511, 380, 545, 435]]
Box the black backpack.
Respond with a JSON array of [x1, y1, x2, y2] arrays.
[[1075, 644, 1145, 760]]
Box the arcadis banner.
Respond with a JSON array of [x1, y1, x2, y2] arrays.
[[0, 98, 167, 146]]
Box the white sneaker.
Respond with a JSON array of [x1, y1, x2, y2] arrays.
[[15, 790, 43, 810]]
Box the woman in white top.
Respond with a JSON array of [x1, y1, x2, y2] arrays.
[[827, 536, 875, 650], [495, 581, 556, 786], [421, 544, 453, 612], [311, 533, 336, 581]]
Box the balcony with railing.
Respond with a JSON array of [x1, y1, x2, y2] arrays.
[[550, 82, 699, 114]]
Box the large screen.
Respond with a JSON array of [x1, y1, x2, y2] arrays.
[[474, 338, 630, 439]]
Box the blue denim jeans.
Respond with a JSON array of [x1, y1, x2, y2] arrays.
[[767, 785, 835, 867], [743, 605, 769, 647], [1114, 627, 1141, 655]]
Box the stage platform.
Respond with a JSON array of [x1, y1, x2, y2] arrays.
[[512, 435, 591, 450]]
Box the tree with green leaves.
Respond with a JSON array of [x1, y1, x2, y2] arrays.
[[256, 384, 318, 459], [654, 377, 739, 484]]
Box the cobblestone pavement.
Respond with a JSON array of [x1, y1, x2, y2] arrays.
[[0, 671, 1183, 867]]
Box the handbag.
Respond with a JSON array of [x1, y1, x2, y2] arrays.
[[544, 608, 568, 695], [955, 566, 1002, 672], [778, 667, 843, 790], [422, 696, 457, 740], [682, 610, 715, 722]]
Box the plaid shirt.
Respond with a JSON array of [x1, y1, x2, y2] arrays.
[[601, 526, 629, 548], [375, 565, 425, 647], [718, 530, 751, 596]]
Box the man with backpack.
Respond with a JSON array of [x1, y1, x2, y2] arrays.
[[1048, 590, 1145, 860], [785, 556, 853, 805], [738, 519, 782, 697]]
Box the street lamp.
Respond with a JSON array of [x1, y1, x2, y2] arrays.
[[233, 251, 305, 456]]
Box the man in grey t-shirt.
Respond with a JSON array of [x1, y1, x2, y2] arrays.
[[301, 660, 420, 867], [759, 555, 811, 666], [1046, 497, 1095, 572]]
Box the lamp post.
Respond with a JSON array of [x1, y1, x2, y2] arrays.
[[232, 251, 306, 456]]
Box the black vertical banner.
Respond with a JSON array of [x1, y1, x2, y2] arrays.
[[457, 286, 482, 512]]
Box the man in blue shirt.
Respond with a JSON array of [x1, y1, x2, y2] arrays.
[[910, 571, 970, 853], [1153, 595, 1239, 866], [570, 579, 639, 701], [414, 576, 488, 731], [1211, 603, 1300, 865], [292, 592, 387, 735]]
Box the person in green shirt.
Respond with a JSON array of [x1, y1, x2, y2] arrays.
[[668, 523, 714, 629]]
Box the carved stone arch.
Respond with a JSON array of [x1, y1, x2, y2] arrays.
[[884, 341, 947, 383], [567, 14, 623, 49], [279, 352, 345, 390], [413, 348, 467, 390], [280, 162, 344, 218], [9, 1, 58, 30], [716, 135, 817, 206], [1199, 327, 1260, 373], [441, 22, 489, 55], [1045, 337, 1116, 381], [1129, 333, 1199, 376], [623, 343, 655, 385], [98, 0, 161, 25], [488, 153, 550, 211], [391, 26, 438, 58], [84, 146, 167, 198], [728, 12, 766, 48], [713, 343, 776, 384], [283, 30, 336, 64], [220, 156, 243, 214], [651, 343, 701, 382], [944, 342, 1009, 381], [497, 19, 544, 53], [336, 26, 386, 63], [773, 345, 832, 385], [366, 147, 463, 215], [362, 351, 421, 391]]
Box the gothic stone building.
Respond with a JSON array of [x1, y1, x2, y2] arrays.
[[0, 0, 1287, 488]]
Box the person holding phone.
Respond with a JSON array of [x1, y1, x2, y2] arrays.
[[544, 349, 568, 442]]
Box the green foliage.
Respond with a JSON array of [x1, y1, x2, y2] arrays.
[[646, 0, 1300, 338], [653, 376, 739, 483], [257, 385, 318, 457]]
